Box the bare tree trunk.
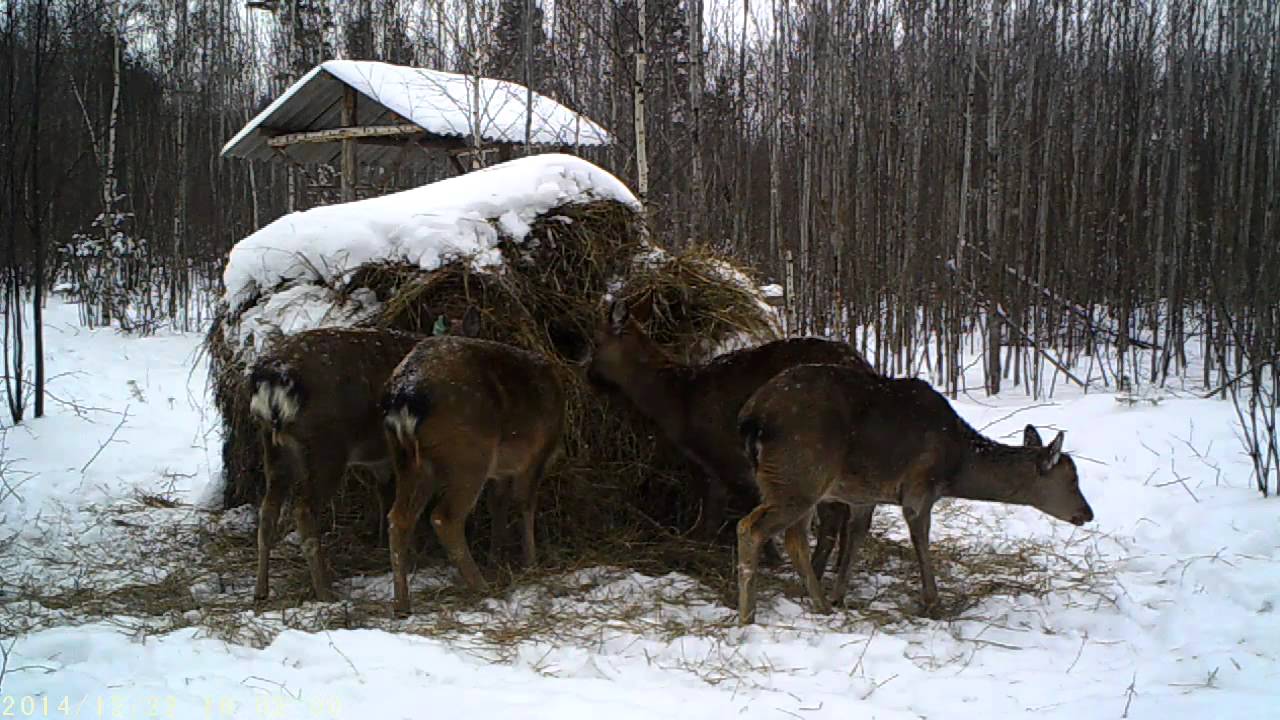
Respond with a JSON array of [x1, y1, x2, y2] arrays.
[[686, 0, 703, 240], [797, 9, 815, 335], [957, 17, 977, 268], [633, 0, 649, 213], [732, 0, 749, 252], [27, 0, 51, 419], [989, 4, 1008, 393], [172, 0, 190, 327], [767, 0, 783, 263], [97, 0, 125, 327], [2, 0, 23, 423], [523, 0, 534, 152]]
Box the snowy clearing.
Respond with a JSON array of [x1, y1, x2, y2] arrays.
[[1, 297, 1278, 720]]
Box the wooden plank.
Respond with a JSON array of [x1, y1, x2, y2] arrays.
[[265, 123, 424, 147], [341, 87, 357, 202]]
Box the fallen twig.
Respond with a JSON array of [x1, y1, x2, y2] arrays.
[[1121, 672, 1138, 718], [1066, 634, 1088, 674], [80, 404, 131, 474], [0, 635, 14, 692]]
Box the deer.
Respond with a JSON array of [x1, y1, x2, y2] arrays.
[[735, 363, 1095, 625], [586, 296, 878, 569], [249, 309, 478, 604], [382, 334, 565, 616]]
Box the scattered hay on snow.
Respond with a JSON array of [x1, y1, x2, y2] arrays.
[[0, 494, 1115, 659]]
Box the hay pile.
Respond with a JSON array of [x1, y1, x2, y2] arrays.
[[205, 192, 781, 572]]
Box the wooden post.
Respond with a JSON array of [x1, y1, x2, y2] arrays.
[[341, 86, 357, 202]]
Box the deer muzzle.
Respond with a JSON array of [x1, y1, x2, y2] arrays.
[[1070, 505, 1094, 526]]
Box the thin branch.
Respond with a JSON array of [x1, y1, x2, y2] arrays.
[[0, 635, 15, 693], [80, 404, 130, 475]]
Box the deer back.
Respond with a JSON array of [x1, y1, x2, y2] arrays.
[[250, 328, 425, 452], [740, 364, 1093, 524], [738, 366, 955, 499], [687, 337, 876, 440], [385, 336, 565, 452]]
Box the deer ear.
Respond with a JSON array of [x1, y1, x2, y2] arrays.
[[608, 298, 629, 332], [461, 306, 481, 337], [1040, 431, 1064, 472], [1023, 424, 1043, 447]]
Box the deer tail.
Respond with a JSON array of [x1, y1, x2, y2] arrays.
[[248, 363, 303, 446], [382, 387, 430, 465], [738, 414, 768, 473]]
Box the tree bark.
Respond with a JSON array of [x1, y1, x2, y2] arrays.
[[633, 0, 649, 211]]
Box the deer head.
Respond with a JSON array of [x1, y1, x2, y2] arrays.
[[586, 294, 661, 390], [432, 306, 481, 338], [1022, 424, 1093, 526]]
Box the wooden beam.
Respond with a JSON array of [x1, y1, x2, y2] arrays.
[[448, 144, 504, 173], [341, 87, 357, 202], [265, 123, 424, 147]]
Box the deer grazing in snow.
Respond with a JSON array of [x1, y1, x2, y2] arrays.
[[735, 364, 1095, 625], [249, 310, 478, 603], [382, 334, 565, 616], [586, 296, 878, 562]]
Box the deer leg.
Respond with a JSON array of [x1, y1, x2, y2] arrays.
[[293, 491, 333, 602], [902, 502, 939, 614], [254, 435, 289, 603], [429, 464, 489, 593], [782, 516, 833, 615], [736, 499, 816, 625], [695, 475, 728, 542], [831, 504, 875, 605], [736, 504, 769, 626], [811, 502, 848, 581], [389, 455, 435, 617], [372, 462, 396, 547], [486, 477, 512, 567], [512, 454, 548, 569]]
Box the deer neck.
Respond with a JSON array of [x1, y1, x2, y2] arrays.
[[946, 431, 1040, 506], [618, 362, 692, 434]]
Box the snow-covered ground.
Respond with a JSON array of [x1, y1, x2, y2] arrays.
[[1, 297, 1277, 719]]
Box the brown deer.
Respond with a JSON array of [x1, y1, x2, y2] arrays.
[[586, 297, 878, 562], [382, 335, 565, 616], [735, 364, 1095, 625], [250, 327, 425, 602], [249, 310, 479, 603]]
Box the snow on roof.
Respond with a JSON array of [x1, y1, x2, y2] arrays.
[[222, 153, 640, 311], [221, 60, 612, 161]]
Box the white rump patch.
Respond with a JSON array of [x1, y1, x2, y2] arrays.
[[248, 382, 300, 427], [384, 404, 420, 445]]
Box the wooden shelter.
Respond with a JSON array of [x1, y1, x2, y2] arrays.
[[221, 60, 613, 202]]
